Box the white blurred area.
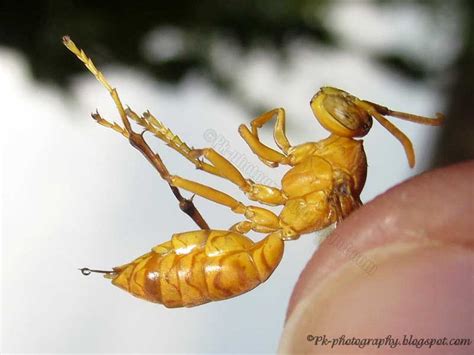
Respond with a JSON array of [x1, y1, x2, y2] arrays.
[[1, 2, 459, 354]]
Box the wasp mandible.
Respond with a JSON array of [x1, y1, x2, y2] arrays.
[[64, 37, 444, 308]]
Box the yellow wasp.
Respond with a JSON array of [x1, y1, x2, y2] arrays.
[[64, 37, 444, 308]]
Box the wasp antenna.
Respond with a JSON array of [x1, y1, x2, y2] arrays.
[[79, 267, 115, 276], [370, 110, 416, 168], [363, 100, 445, 126]]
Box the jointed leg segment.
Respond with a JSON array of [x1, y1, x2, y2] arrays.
[[169, 172, 300, 239], [124, 108, 222, 178], [63, 36, 209, 230], [238, 108, 292, 167], [189, 148, 287, 206], [239, 125, 289, 167], [63, 36, 290, 234], [128, 113, 288, 206], [230, 221, 278, 234], [64, 37, 297, 237], [169, 175, 282, 232], [121, 103, 288, 206], [249, 108, 291, 153]]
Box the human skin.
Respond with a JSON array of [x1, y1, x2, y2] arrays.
[[279, 160, 474, 354]]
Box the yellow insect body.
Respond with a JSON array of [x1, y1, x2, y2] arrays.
[[64, 37, 444, 308], [110, 231, 283, 307]]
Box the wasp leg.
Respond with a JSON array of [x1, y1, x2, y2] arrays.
[[190, 148, 287, 206], [230, 220, 278, 234], [123, 114, 289, 206], [91, 111, 210, 230], [129, 105, 291, 169], [124, 108, 222, 178], [63, 37, 209, 230], [169, 175, 281, 231], [239, 124, 290, 168], [238, 108, 292, 167], [249, 108, 292, 154], [125, 108, 288, 206]]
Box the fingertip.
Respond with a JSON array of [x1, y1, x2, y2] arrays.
[[281, 161, 474, 353]]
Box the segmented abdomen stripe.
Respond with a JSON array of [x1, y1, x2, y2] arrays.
[[117, 232, 284, 307]]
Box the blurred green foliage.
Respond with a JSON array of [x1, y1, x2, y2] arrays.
[[0, 0, 472, 165], [0, 0, 438, 86], [0, 1, 334, 86]]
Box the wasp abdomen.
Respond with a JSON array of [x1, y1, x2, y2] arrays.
[[110, 230, 284, 307]]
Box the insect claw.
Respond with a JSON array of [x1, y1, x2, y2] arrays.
[[79, 267, 92, 276], [79, 267, 115, 276], [91, 110, 100, 120]]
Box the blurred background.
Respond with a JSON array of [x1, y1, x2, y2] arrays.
[[1, 0, 473, 353]]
